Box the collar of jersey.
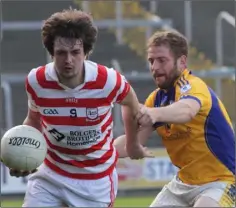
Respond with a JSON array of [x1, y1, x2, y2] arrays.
[[174, 68, 191, 87], [46, 61, 96, 91]]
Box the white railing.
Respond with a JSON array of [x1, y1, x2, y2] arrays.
[[146, 0, 192, 43], [2, 19, 171, 31], [184, 1, 192, 43], [216, 11, 235, 67], [2, 17, 171, 50], [0, 0, 3, 42], [115, 1, 123, 45], [2, 18, 171, 65], [149, 0, 158, 14], [1, 81, 13, 130], [79, 1, 172, 44], [111, 59, 123, 135]]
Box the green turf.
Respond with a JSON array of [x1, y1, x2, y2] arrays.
[[1, 197, 153, 207], [1, 200, 23, 208], [115, 196, 153, 207]]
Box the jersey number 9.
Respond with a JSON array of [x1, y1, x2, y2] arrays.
[[70, 108, 77, 118]]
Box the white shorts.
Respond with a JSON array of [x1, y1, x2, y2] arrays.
[[150, 175, 235, 207], [22, 163, 118, 207]]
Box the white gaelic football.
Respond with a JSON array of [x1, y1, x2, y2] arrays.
[[1, 125, 47, 171]]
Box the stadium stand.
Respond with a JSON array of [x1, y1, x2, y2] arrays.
[[140, 0, 235, 67], [84, 1, 215, 70], [2, 0, 78, 73], [137, 0, 235, 123]]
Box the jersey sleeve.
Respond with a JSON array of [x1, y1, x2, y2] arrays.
[[25, 70, 39, 112], [106, 68, 130, 103], [179, 78, 209, 109], [115, 74, 131, 103]]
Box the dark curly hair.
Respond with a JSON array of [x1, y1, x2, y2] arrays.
[[42, 8, 98, 56]]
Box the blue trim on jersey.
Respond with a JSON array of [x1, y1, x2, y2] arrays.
[[204, 88, 235, 175], [153, 122, 166, 128], [153, 88, 176, 128], [180, 95, 202, 107]]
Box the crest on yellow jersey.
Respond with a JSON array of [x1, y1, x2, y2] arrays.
[[180, 84, 191, 94]]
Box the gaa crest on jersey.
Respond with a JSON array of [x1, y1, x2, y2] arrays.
[[180, 84, 191, 94], [86, 108, 98, 120]]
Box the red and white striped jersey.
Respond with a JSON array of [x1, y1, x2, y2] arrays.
[[25, 61, 130, 179]]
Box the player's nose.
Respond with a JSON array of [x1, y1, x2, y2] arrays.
[[65, 54, 73, 64], [151, 60, 160, 72]]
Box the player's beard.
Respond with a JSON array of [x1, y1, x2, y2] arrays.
[[156, 62, 181, 90]]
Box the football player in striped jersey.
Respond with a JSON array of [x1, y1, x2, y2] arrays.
[[7, 8, 149, 207]]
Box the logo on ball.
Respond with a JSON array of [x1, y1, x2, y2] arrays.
[[8, 137, 41, 149]]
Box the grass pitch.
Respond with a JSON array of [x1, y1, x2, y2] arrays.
[[1, 196, 154, 207]]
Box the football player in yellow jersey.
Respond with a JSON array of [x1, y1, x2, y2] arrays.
[[115, 30, 235, 207]]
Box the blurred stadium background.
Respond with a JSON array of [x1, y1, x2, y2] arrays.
[[1, 0, 235, 207]]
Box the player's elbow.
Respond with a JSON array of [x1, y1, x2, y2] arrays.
[[178, 99, 200, 123]]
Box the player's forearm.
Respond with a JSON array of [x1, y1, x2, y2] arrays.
[[153, 101, 196, 124], [120, 87, 140, 145], [121, 105, 139, 144], [23, 117, 42, 132], [114, 127, 154, 158], [114, 135, 127, 158], [23, 110, 42, 132]]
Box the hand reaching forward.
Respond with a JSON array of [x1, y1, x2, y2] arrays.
[[136, 105, 156, 127]]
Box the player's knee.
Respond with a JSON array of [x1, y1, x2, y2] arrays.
[[194, 196, 220, 207]]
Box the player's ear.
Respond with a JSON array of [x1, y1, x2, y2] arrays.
[[178, 55, 187, 70]]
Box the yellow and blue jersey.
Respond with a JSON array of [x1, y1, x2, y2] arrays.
[[145, 69, 235, 185]]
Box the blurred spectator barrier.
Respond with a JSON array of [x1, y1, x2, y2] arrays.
[[216, 11, 235, 67]]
